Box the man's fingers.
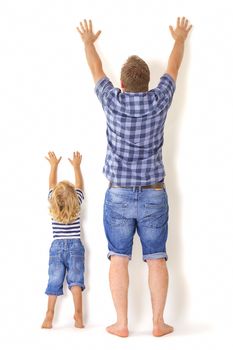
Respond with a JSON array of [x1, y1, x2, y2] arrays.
[[80, 22, 85, 32], [76, 27, 83, 35], [181, 17, 185, 26], [177, 17, 180, 27], [187, 24, 192, 33], [84, 19, 88, 31], [169, 25, 175, 36], [95, 30, 101, 40], [45, 156, 50, 161], [89, 19, 92, 32]]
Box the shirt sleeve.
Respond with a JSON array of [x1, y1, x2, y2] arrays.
[[95, 77, 114, 107], [152, 74, 176, 111], [75, 189, 84, 205]]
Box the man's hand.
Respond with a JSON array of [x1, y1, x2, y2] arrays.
[[169, 17, 192, 43], [45, 151, 62, 168], [166, 17, 192, 81], [77, 19, 101, 45], [77, 19, 105, 83], [68, 151, 82, 169]]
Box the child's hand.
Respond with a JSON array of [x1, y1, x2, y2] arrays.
[[45, 151, 62, 168], [77, 19, 101, 45], [68, 151, 82, 168], [169, 17, 192, 42]]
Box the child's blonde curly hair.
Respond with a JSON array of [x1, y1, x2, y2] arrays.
[[49, 180, 80, 224]]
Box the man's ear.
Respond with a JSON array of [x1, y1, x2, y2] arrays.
[[120, 80, 125, 90]]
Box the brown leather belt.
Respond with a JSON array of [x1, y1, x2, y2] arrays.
[[109, 182, 165, 190]]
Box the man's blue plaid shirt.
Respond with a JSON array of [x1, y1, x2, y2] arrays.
[[95, 74, 176, 186]]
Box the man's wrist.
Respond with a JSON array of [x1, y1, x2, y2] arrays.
[[84, 41, 95, 48], [175, 37, 185, 44]]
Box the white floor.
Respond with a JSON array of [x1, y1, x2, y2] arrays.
[[1, 321, 232, 350]]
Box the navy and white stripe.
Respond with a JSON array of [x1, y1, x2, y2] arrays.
[[95, 74, 176, 186], [48, 189, 84, 240], [52, 218, 81, 240]]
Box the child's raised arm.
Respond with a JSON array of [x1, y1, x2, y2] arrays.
[[68, 151, 84, 191], [45, 151, 62, 190], [77, 19, 106, 84]]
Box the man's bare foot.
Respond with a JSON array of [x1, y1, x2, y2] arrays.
[[106, 323, 129, 337], [41, 311, 54, 329], [74, 314, 84, 328], [153, 323, 174, 337]]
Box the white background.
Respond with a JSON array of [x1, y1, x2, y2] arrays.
[[1, 0, 233, 349]]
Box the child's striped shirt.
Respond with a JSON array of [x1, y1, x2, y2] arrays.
[[48, 188, 84, 240]]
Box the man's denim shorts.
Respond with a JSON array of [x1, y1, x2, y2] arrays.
[[103, 187, 169, 261], [45, 239, 85, 296]]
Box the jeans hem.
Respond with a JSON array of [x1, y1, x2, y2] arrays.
[[143, 252, 168, 262], [45, 290, 63, 296], [68, 283, 85, 292], [107, 251, 132, 260]]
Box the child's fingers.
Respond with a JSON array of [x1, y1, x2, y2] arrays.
[[45, 156, 50, 161], [68, 158, 73, 164]]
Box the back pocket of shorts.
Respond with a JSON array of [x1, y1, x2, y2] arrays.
[[105, 201, 128, 227]]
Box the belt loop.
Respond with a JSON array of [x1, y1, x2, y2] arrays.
[[139, 186, 142, 192], [109, 182, 112, 189]]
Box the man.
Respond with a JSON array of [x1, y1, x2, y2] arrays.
[[77, 17, 192, 337]]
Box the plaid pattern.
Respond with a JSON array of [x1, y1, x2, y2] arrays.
[[95, 74, 176, 186]]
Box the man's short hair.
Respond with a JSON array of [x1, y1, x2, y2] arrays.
[[120, 55, 150, 92]]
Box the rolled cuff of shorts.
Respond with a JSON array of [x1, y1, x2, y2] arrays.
[[107, 251, 132, 260], [68, 283, 85, 292], [45, 289, 63, 296], [143, 252, 168, 262]]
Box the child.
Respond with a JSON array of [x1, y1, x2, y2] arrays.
[[42, 151, 85, 329]]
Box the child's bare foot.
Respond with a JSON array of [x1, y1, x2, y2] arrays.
[[153, 323, 174, 337], [74, 314, 84, 328], [41, 311, 54, 329], [106, 323, 129, 337]]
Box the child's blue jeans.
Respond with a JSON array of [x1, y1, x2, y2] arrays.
[[45, 239, 85, 296]]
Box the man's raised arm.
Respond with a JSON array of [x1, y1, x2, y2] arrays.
[[166, 17, 192, 82], [77, 19, 106, 84]]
